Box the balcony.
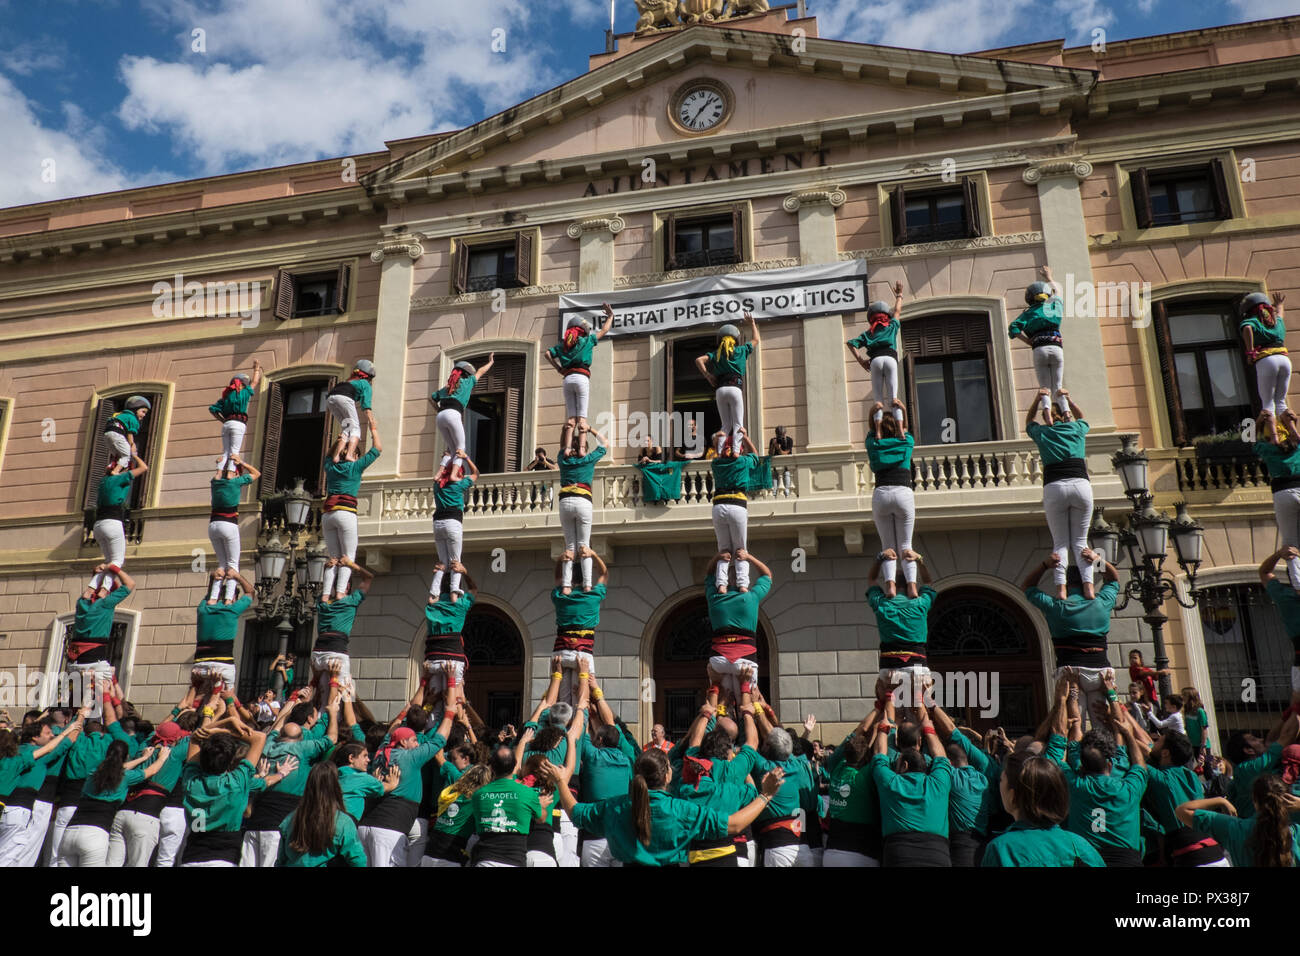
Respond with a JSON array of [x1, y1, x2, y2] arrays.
[[356, 438, 1128, 553], [1149, 446, 1272, 508]]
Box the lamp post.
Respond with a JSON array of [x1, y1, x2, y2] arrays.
[[1090, 437, 1206, 699]]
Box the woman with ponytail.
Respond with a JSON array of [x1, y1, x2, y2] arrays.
[[430, 352, 494, 477], [847, 281, 905, 427], [58, 739, 171, 866], [548, 304, 614, 454], [1240, 291, 1293, 443], [209, 359, 261, 473], [1178, 773, 1300, 866], [697, 312, 759, 455], [542, 745, 783, 867], [277, 762, 368, 866]]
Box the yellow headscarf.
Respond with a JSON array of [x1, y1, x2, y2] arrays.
[[715, 335, 737, 363]]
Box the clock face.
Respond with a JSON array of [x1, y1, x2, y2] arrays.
[[676, 87, 727, 132]]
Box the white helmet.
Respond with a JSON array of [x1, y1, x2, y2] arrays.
[[124, 396, 152, 412], [355, 359, 376, 377], [454, 360, 476, 374], [718, 323, 741, 341]]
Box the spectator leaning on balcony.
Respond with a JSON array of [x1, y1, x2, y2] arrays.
[[526, 447, 558, 471], [846, 281, 905, 427], [431, 353, 494, 476], [429, 452, 479, 599], [709, 426, 761, 593], [557, 425, 607, 592], [1240, 291, 1293, 443], [1026, 387, 1095, 601], [207, 455, 258, 604], [1008, 265, 1068, 417], [321, 418, 382, 600], [87, 453, 147, 596], [697, 312, 759, 456], [768, 425, 793, 496], [867, 398, 917, 595], [326, 359, 376, 464], [209, 359, 261, 472], [1254, 429, 1300, 590], [547, 303, 614, 455]]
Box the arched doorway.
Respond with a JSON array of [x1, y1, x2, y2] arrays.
[[462, 604, 526, 729], [928, 586, 1045, 737], [651, 595, 772, 742]]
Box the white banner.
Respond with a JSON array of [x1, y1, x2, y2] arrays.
[[557, 259, 867, 338]]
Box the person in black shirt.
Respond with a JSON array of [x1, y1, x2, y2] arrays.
[[768, 426, 793, 496]]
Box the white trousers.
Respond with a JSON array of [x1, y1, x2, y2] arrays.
[[822, 848, 879, 867], [563, 373, 591, 421], [217, 419, 247, 473], [240, 828, 281, 867], [870, 356, 904, 423], [107, 809, 161, 867], [1033, 345, 1068, 412], [764, 844, 817, 867], [430, 518, 465, 596], [69, 661, 115, 719], [716, 385, 744, 450], [47, 803, 78, 865], [12, 800, 53, 867], [192, 661, 236, 689], [311, 651, 353, 695], [1256, 353, 1292, 416], [1055, 666, 1115, 730], [557, 650, 595, 710], [1273, 488, 1300, 589], [104, 431, 132, 470], [423, 659, 466, 701], [527, 850, 559, 867], [1291, 665, 1300, 693], [358, 824, 409, 868], [771, 466, 792, 496], [57, 825, 110, 867], [0, 806, 36, 867], [180, 859, 235, 868], [436, 408, 466, 471], [89, 519, 126, 590], [406, 817, 429, 868], [321, 510, 358, 597], [420, 856, 463, 868], [327, 394, 361, 441], [156, 806, 186, 867], [712, 502, 749, 590], [559, 497, 594, 589], [208, 520, 241, 572], [1043, 477, 1095, 587], [708, 655, 758, 704], [872, 485, 916, 585], [580, 836, 622, 867]]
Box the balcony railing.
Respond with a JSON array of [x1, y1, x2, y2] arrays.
[[1170, 448, 1270, 495]]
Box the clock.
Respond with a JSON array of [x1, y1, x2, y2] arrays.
[[669, 79, 734, 136]]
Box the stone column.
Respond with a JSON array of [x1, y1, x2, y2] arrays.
[[1022, 159, 1115, 429], [566, 216, 624, 443], [785, 187, 852, 452], [367, 234, 424, 478]]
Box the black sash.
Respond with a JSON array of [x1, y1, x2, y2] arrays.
[[874, 467, 913, 487], [867, 345, 898, 360], [181, 829, 243, 865], [1052, 642, 1110, 669], [825, 817, 873, 854], [314, 630, 350, 654], [949, 829, 981, 867], [1097, 843, 1143, 867], [1272, 475, 1300, 494], [425, 634, 466, 663], [95, 506, 126, 523], [883, 831, 951, 867], [6, 787, 37, 811], [1031, 331, 1063, 348], [424, 828, 470, 864], [433, 507, 465, 522], [438, 399, 465, 413], [243, 789, 299, 831], [329, 381, 360, 401], [1043, 458, 1088, 484], [358, 795, 420, 835], [68, 796, 121, 832], [471, 830, 527, 867]]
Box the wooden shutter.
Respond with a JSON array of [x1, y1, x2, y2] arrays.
[[316, 377, 337, 494], [903, 353, 919, 431], [259, 381, 285, 495], [984, 340, 1002, 438], [1208, 158, 1232, 220], [513, 232, 533, 287], [1152, 302, 1188, 447], [273, 270, 296, 320], [890, 185, 908, 246], [503, 359, 525, 472], [82, 398, 118, 509], [962, 178, 982, 238], [1130, 168, 1153, 229], [332, 263, 351, 314], [453, 241, 470, 294], [730, 204, 745, 261], [127, 392, 161, 510], [664, 213, 678, 269]]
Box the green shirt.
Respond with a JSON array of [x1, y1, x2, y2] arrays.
[[548, 332, 598, 370], [195, 596, 253, 648], [472, 777, 544, 834], [317, 590, 366, 638], [147, 742, 191, 795], [1240, 313, 1286, 349], [97, 472, 134, 509], [827, 761, 879, 827], [706, 341, 753, 380], [945, 731, 999, 834], [6, 734, 76, 796], [433, 784, 477, 837], [374, 729, 448, 803], [870, 753, 953, 837], [706, 745, 767, 789], [262, 728, 332, 800], [1027, 420, 1089, 464], [432, 374, 476, 407], [866, 586, 936, 646], [558, 446, 606, 485], [0, 748, 37, 797], [1145, 764, 1203, 833], [83, 767, 147, 803], [73, 585, 132, 639], [183, 759, 266, 832], [1228, 743, 1282, 818], [981, 821, 1106, 867], [324, 447, 381, 497], [1193, 809, 1300, 867], [1008, 296, 1063, 338], [704, 573, 771, 633], [949, 764, 990, 835], [277, 809, 368, 866], [109, 410, 141, 436], [552, 583, 606, 632], [340, 376, 373, 410], [1049, 734, 1149, 850], [433, 476, 474, 512], [209, 474, 252, 510], [425, 592, 474, 634], [209, 384, 254, 418], [578, 736, 635, 803], [1265, 579, 1300, 639], [847, 319, 900, 352], [1254, 441, 1300, 482], [675, 777, 759, 821], [1184, 708, 1209, 748], [569, 789, 729, 866], [866, 434, 914, 475], [338, 766, 385, 820], [710, 452, 760, 495], [1025, 582, 1120, 643]]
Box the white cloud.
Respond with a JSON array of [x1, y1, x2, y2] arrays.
[[0, 39, 66, 76], [1228, 0, 1300, 18]]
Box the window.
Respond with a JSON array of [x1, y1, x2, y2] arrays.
[[458, 354, 525, 473], [83, 391, 163, 511], [902, 315, 998, 444], [453, 232, 533, 294], [237, 619, 314, 703], [1153, 299, 1252, 445], [260, 377, 336, 496], [664, 206, 744, 271], [1130, 161, 1231, 228], [1200, 584, 1293, 714], [273, 263, 351, 319], [667, 335, 721, 454], [890, 180, 980, 245], [50, 618, 130, 707]]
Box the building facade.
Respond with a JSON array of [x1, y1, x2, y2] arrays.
[[1, 6, 1298, 746]]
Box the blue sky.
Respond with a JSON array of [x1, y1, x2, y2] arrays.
[[0, 0, 1292, 208]]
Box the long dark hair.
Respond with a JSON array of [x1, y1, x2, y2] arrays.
[[90, 740, 129, 795], [289, 762, 344, 857], [630, 748, 670, 847], [1251, 774, 1295, 868], [1002, 751, 1070, 828]]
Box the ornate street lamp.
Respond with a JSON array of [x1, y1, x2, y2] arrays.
[[1111, 434, 1150, 506], [1087, 507, 1120, 568], [252, 484, 327, 686]]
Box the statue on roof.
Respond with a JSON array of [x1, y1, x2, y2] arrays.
[[632, 0, 772, 34], [727, 0, 771, 15], [634, 0, 679, 33], [677, 0, 726, 24]]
